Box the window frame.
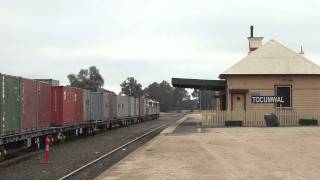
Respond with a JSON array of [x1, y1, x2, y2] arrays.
[[274, 84, 292, 109]]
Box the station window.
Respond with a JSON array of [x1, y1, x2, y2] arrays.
[[275, 85, 292, 108]]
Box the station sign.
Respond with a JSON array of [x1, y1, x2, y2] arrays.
[[251, 96, 284, 104]]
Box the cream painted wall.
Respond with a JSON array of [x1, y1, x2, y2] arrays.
[[226, 76, 320, 111]]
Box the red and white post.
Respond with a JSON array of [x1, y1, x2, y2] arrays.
[[44, 136, 51, 163]]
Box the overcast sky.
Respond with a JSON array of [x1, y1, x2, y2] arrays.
[[1, 0, 320, 93]]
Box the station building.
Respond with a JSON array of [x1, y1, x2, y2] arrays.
[[173, 26, 320, 113], [220, 27, 320, 112]]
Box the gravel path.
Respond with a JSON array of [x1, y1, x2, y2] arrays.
[[0, 113, 185, 180]]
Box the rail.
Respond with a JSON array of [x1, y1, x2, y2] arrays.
[[57, 119, 173, 180]]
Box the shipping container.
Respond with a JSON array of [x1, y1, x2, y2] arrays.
[[21, 78, 37, 132], [73, 88, 84, 123], [37, 81, 52, 129], [102, 93, 110, 121], [1, 75, 21, 135], [83, 90, 91, 121], [128, 97, 132, 117], [108, 93, 117, 119], [90, 92, 103, 121], [51, 86, 78, 126], [135, 98, 139, 116], [116, 95, 129, 118], [139, 98, 145, 117], [128, 97, 135, 117]]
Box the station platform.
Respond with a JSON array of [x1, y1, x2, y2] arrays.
[[95, 114, 320, 180]]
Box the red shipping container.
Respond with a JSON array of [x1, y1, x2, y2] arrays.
[[37, 81, 52, 129], [73, 88, 84, 123], [51, 86, 83, 126], [21, 78, 38, 132]]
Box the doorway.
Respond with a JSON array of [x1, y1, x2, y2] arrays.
[[232, 93, 246, 111]]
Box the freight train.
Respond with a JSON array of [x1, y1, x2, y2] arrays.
[[0, 73, 160, 159]]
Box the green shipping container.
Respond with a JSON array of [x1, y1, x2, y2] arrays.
[[1, 75, 21, 136]]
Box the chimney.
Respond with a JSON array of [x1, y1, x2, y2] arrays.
[[299, 46, 304, 55], [247, 26, 263, 53]]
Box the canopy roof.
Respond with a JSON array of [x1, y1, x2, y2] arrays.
[[172, 78, 226, 90]]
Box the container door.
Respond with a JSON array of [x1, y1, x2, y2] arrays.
[[83, 91, 91, 121], [103, 93, 109, 121], [116, 96, 121, 118], [87, 92, 91, 120], [3, 75, 21, 134], [90, 93, 97, 120], [131, 98, 134, 116], [107, 94, 114, 120], [38, 82, 51, 129], [98, 93, 104, 120], [112, 95, 117, 119], [74, 89, 83, 123], [51, 86, 62, 126], [128, 97, 131, 117], [21, 79, 37, 132]]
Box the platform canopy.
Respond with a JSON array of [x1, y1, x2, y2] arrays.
[[171, 78, 226, 90]]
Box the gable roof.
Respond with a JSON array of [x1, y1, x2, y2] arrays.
[[219, 40, 320, 78]]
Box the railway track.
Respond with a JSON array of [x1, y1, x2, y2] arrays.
[[57, 119, 174, 180], [0, 113, 186, 180]]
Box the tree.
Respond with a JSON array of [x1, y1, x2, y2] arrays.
[[144, 81, 172, 112], [120, 77, 143, 98], [172, 88, 189, 111], [192, 89, 215, 110], [68, 66, 104, 90], [144, 81, 190, 112]]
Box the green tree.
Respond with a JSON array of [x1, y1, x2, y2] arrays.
[[68, 66, 104, 90], [144, 81, 190, 112], [172, 88, 189, 111], [120, 77, 143, 97], [144, 81, 172, 112], [192, 89, 215, 110]]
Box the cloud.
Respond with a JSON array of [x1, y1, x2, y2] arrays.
[[1, 0, 320, 93]]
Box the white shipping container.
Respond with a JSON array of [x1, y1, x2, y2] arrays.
[[116, 95, 129, 118]]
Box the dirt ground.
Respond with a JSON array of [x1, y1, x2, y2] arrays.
[[96, 115, 320, 180]]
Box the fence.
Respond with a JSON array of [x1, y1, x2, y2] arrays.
[[201, 110, 320, 127]]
